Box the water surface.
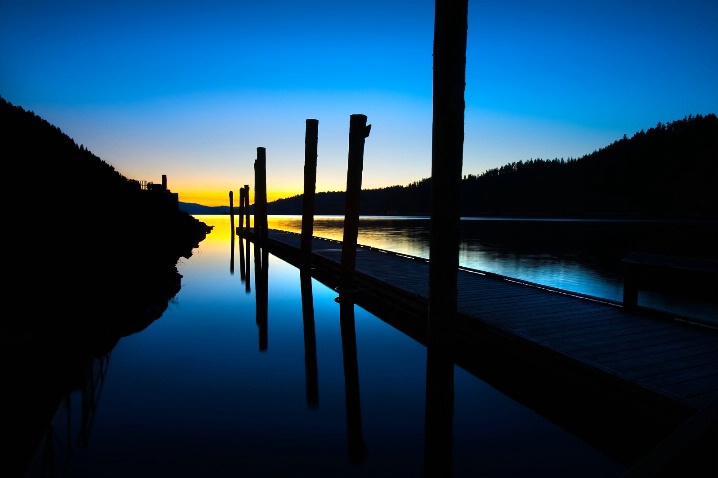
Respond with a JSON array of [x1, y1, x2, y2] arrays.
[[25, 215, 632, 477], [266, 215, 717, 324]]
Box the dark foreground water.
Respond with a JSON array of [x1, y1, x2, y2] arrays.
[[23, 215, 716, 477]]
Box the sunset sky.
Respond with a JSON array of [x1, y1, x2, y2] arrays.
[[2, 0, 717, 207]]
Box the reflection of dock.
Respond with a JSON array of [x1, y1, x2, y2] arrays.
[[247, 228, 718, 466]]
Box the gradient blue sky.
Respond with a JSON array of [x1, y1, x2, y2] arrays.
[[2, 0, 717, 206]]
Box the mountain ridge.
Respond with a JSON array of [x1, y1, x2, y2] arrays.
[[186, 113, 717, 219]]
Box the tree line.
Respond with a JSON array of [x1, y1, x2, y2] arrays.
[[266, 113, 717, 219], [1, 95, 211, 336]]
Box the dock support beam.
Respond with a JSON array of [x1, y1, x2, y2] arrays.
[[301, 119, 319, 265], [340, 114, 371, 291]]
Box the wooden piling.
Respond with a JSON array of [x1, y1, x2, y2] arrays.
[[427, 0, 468, 335], [425, 1, 467, 476], [230, 228, 235, 274], [301, 119, 319, 264], [237, 187, 244, 237], [340, 114, 371, 291], [243, 185, 251, 232], [254, 149, 269, 244], [230, 190, 235, 273]]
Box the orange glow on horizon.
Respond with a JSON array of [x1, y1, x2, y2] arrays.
[[177, 188, 304, 208]]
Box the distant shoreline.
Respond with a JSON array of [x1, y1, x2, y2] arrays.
[[183, 203, 717, 223]]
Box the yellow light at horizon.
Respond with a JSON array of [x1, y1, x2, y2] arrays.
[[177, 187, 305, 208]]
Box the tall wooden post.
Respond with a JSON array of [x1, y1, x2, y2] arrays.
[[229, 190, 235, 274], [428, 0, 467, 335], [340, 114, 371, 291], [301, 119, 319, 265], [425, 1, 468, 476], [244, 185, 251, 231], [238, 187, 245, 237], [254, 148, 268, 244]]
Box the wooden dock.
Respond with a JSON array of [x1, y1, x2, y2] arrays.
[[244, 228, 718, 469]]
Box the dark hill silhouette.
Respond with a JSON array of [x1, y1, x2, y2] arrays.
[[2, 95, 213, 474], [1, 95, 212, 336], [261, 114, 717, 219]]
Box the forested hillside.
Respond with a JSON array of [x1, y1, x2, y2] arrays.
[[265, 114, 717, 219], [2, 96, 211, 474], [1, 96, 211, 335]]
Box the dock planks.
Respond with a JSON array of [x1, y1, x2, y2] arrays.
[[246, 228, 718, 418]]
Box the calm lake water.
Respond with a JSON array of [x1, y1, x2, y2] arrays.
[[266, 215, 716, 324], [24, 215, 715, 477]]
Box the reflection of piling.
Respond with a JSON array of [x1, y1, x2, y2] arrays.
[[230, 190, 235, 274], [340, 114, 371, 291], [239, 234, 246, 283], [254, 241, 269, 351], [254, 148, 269, 244], [424, 342, 454, 477], [244, 237, 251, 293], [230, 223, 235, 274], [301, 119, 319, 265], [339, 294, 367, 465], [300, 268, 319, 408]]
